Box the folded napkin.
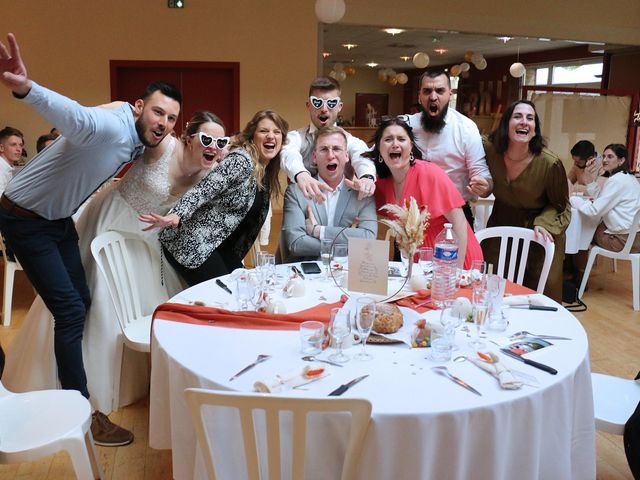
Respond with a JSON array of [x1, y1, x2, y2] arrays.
[[152, 299, 345, 331], [254, 365, 329, 393], [469, 357, 523, 390], [502, 294, 547, 307]]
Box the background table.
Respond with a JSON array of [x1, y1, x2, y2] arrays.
[[149, 266, 595, 480]]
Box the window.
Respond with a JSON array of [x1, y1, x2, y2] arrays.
[[525, 60, 603, 91]]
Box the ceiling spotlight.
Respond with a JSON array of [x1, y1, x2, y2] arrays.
[[383, 28, 405, 36], [434, 48, 448, 55], [431, 37, 442, 43], [366, 62, 379, 68], [496, 36, 512, 43], [400, 56, 411, 61], [342, 43, 358, 50], [168, 0, 184, 7], [322, 51, 332, 58]]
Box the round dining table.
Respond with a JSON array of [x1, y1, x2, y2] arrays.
[[149, 264, 595, 480]]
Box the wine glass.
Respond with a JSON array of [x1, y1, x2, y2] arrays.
[[399, 249, 410, 277], [418, 247, 433, 276], [354, 297, 375, 361], [320, 239, 333, 281], [469, 288, 488, 350], [328, 308, 351, 363]]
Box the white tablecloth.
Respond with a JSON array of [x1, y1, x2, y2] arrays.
[[149, 267, 596, 480], [565, 204, 600, 254]]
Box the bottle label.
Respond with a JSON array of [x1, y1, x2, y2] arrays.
[[434, 246, 458, 261]]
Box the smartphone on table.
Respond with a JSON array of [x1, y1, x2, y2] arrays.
[[300, 262, 322, 274]]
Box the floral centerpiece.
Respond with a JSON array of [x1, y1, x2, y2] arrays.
[[379, 197, 430, 278]]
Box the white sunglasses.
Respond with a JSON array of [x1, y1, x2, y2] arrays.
[[309, 96, 341, 110], [191, 132, 230, 149]]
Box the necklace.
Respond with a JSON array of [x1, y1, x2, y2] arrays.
[[505, 150, 533, 163]]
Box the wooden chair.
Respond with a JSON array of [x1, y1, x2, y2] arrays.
[[475, 226, 555, 294], [578, 209, 640, 310], [185, 389, 372, 480]]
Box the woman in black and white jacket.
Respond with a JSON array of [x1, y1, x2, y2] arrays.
[[141, 109, 288, 286]]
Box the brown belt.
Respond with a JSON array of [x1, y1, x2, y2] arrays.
[[0, 194, 43, 219]]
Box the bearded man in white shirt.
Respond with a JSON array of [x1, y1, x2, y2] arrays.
[[280, 76, 377, 203], [405, 69, 493, 226]]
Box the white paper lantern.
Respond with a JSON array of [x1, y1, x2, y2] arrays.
[[378, 69, 388, 81], [396, 73, 409, 85], [386, 69, 397, 77], [333, 62, 344, 72], [460, 62, 470, 72], [471, 52, 484, 64], [475, 58, 488, 70], [412, 52, 430, 69], [509, 62, 526, 78], [315, 0, 346, 24], [329, 70, 338, 79], [450, 64, 462, 77], [336, 70, 347, 81]]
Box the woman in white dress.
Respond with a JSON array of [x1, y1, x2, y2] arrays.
[[3, 110, 228, 414]]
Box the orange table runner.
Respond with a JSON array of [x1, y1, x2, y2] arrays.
[[153, 282, 535, 330]]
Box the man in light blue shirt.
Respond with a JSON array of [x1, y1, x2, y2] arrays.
[[0, 33, 182, 446]]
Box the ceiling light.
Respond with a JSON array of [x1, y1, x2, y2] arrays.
[[383, 28, 405, 36], [342, 43, 358, 50], [496, 36, 512, 43], [400, 56, 411, 61], [366, 62, 379, 68], [434, 48, 448, 55], [322, 51, 332, 58], [538, 38, 551, 42]]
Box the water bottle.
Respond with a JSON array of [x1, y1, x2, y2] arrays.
[[432, 223, 459, 307]]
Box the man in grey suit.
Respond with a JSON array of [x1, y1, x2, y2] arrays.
[[280, 126, 377, 263]]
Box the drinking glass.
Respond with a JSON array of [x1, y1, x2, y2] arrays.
[[235, 274, 256, 311], [333, 244, 348, 269], [399, 250, 410, 277], [320, 239, 333, 281], [470, 260, 486, 304], [418, 247, 433, 276], [354, 297, 375, 361], [469, 289, 488, 350], [328, 308, 351, 363], [259, 253, 276, 292], [439, 299, 464, 350]]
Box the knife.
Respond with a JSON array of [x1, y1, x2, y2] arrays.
[[432, 367, 482, 396], [500, 348, 558, 375], [291, 265, 305, 279], [509, 305, 558, 311], [215, 279, 233, 295], [328, 374, 369, 396]]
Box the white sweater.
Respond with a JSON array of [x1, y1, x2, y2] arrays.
[[574, 172, 640, 234]]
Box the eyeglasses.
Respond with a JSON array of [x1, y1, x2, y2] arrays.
[[316, 145, 346, 155], [309, 96, 341, 110], [191, 132, 230, 149]]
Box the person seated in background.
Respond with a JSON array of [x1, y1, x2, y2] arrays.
[[585, 143, 628, 199], [567, 140, 603, 195], [280, 126, 377, 263], [36, 132, 58, 153], [366, 116, 483, 269], [280, 76, 376, 203], [571, 143, 640, 281], [0, 126, 24, 194]]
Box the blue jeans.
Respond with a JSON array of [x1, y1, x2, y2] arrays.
[[0, 208, 91, 398]]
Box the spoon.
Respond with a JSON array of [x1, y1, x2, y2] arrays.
[[301, 355, 343, 367], [229, 354, 271, 381], [509, 330, 571, 340]]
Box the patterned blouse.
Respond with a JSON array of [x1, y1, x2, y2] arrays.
[[159, 148, 257, 268]]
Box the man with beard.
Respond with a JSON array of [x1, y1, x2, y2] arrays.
[[0, 33, 181, 446], [281, 76, 376, 203], [405, 69, 492, 226], [280, 126, 377, 263]]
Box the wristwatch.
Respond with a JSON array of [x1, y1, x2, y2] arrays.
[[359, 174, 375, 181]]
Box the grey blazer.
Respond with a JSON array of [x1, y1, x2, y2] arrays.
[[280, 179, 378, 263]]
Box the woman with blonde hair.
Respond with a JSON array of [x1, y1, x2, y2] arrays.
[[142, 109, 288, 285]]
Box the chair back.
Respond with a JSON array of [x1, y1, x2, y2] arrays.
[[592, 372, 640, 435], [475, 226, 555, 293], [90, 231, 151, 340], [0, 236, 21, 271], [618, 209, 640, 256], [185, 389, 372, 480]]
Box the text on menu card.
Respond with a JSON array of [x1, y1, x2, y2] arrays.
[[348, 237, 389, 295]]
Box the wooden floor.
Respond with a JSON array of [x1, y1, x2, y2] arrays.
[[0, 256, 638, 479]]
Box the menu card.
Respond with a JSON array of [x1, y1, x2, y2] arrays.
[[347, 237, 389, 295]]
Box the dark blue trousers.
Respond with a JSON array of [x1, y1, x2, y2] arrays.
[[0, 208, 91, 398]]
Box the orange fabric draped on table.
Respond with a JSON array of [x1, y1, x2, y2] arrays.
[[153, 282, 534, 329]]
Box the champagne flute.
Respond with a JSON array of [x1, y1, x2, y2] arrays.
[[469, 288, 488, 350], [328, 308, 351, 363], [260, 253, 276, 292], [354, 297, 375, 361], [320, 239, 333, 281]]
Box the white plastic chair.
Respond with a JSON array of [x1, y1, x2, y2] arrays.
[[0, 235, 24, 326], [91, 231, 153, 407], [0, 380, 103, 479], [578, 209, 640, 310], [185, 389, 372, 480], [591, 372, 640, 434], [475, 226, 555, 294]]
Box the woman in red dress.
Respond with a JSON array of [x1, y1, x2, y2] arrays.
[[364, 117, 483, 269]]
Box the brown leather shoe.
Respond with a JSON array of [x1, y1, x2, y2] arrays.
[[91, 411, 134, 447]]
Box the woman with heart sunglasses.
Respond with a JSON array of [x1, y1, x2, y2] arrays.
[[143, 109, 289, 286], [6, 109, 229, 413]]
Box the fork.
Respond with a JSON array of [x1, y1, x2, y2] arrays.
[[229, 354, 271, 381]]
